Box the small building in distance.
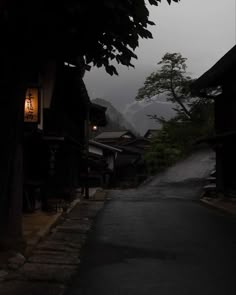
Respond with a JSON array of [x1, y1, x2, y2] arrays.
[[88, 140, 122, 188], [95, 130, 150, 187], [114, 145, 145, 187]]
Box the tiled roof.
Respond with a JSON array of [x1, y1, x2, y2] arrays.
[[95, 131, 134, 139], [89, 140, 122, 152]]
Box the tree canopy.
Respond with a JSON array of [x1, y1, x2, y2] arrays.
[[145, 98, 214, 175], [0, 0, 179, 75], [136, 52, 193, 117]]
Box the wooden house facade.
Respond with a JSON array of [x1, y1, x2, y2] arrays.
[[192, 45, 236, 197], [23, 62, 106, 212]]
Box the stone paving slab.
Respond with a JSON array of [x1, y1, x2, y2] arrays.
[[36, 242, 81, 253], [1, 281, 65, 295], [28, 252, 80, 265], [0, 270, 8, 282], [56, 224, 91, 234], [23, 212, 61, 248], [19, 263, 78, 283], [49, 232, 87, 244], [68, 202, 105, 219], [68, 210, 98, 219], [62, 218, 92, 227], [0, 189, 107, 295]]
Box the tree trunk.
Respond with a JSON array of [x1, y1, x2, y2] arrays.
[[0, 63, 27, 250], [169, 69, 193, 120]]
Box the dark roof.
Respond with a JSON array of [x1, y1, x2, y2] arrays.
[[89, 140, 122, 152], [196, 131, 236, 145], [116, 145, 142, 155], [95, 130, 135, 140], [121, 137, 150, 146], [90, 102, 106, 111], [192, 45, 236, 93]]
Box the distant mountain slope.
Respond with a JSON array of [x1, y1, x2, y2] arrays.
[[123, 99, 176, 135], [92, 98, 138, 135]]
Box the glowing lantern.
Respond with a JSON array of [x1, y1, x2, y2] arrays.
[[24, 88, 39, 123], [92, 125, 98, 131]]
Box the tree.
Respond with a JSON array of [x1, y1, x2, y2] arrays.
[[136, 52, 193, 119], [144, 129, 181, 174], [144, 100, 214, 175], [138, 53, 215, 174], [0, 0, 179, 249]]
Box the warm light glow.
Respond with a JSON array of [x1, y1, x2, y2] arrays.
[[24, 88, 39, 123], [92, 125, 98, 131]]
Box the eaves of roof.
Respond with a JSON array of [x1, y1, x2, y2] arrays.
[[89, 140, 122, 153], [191, 45, 236, 93], [195, 131, 236, 145]]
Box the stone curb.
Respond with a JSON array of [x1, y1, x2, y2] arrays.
[[200, 198, 236, 217], [27, 188, 102, 250], [0, 188, 108, 295], [25, 201, 80, 254]]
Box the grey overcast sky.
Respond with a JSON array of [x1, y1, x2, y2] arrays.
[[84, 0, 236, 112]]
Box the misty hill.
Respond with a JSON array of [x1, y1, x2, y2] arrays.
[[92, 98, 138, 135], [123, 100, 176, 135]]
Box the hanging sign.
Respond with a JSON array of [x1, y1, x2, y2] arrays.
[[24, 88, 39, 123]]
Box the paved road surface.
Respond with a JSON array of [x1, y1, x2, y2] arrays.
[[66, 149, 236, 295]]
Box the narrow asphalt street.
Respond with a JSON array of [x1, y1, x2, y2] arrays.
[[66, 149, 236, 295]]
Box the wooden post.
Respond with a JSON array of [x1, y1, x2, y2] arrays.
[[84, 107, 90, 199]]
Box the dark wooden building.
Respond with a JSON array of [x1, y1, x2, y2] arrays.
[[23, 62, 107, 211], [192, 45, 236, 197], [23, 63, 89, 210]]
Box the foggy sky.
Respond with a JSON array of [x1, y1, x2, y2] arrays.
[[84, 0, 236, 112]]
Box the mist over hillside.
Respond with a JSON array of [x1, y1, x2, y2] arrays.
[[93, 97, 176, 136], [123, 98, 176, 135]]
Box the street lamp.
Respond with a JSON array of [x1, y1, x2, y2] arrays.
[[92, 125, 98, 131]]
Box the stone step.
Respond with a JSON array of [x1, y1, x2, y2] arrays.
[[55, 224, 91, 234], [20, 263, 78, 283], [49, 232, 87, 244], [36, 241, 81, 252], [28, 253, 80, 265]]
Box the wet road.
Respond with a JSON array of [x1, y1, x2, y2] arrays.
[[66, 149, 236, 295]]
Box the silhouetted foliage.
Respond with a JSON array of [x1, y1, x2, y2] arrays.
[[145, 99, 214, 174], [0, 0, 179, 75], [136, 52, 193, 117]]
